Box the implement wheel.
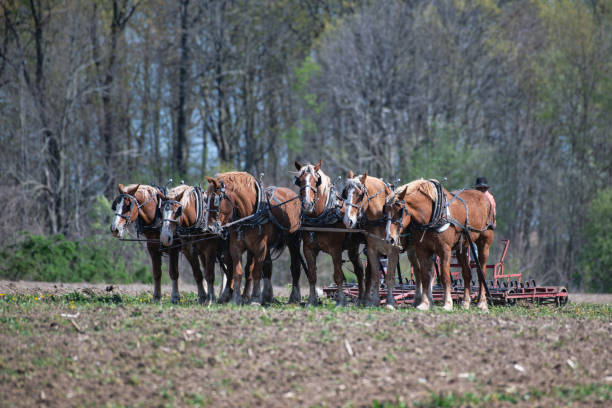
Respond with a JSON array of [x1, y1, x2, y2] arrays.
[[505, 289, 517, 306]]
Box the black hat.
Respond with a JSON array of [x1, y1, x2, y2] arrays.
[[475, 177, 489, 188]]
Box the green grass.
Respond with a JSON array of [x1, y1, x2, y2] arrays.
[[0, 292, 610, 319], [407, 384, 612, 407]]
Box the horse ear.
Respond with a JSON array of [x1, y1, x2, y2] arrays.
[[360, 171, 368, 185], [206, 176, 218, 189], [118, 183, 126, 193], [348, 170, 354, 179], [294, 161, 303, 171], [157, 191, 166, 201], [126, 184, 140, 196], [314, 160, 321, 172], [174, 190, 185, 203], [398, 187, 407, 200]]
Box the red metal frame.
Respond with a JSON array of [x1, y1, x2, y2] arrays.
[[323, 238, 569, 306]]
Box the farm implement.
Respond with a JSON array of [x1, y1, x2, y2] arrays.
[[323, 239, 569, 306]]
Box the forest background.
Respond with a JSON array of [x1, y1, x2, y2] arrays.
[[0, 0, 610, 291]]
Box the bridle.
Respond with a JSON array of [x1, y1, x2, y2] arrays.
[[204, 182, 236, 232], [384, 199, 409, 242], [111, 192, 157, 226], [342, 180, 384, 221], [161, 199, 184, 225], [294, 169, 322, 207]]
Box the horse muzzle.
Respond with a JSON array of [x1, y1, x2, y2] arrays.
[[160, 230, 173, 247]]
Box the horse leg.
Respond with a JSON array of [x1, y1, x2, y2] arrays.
[[332, 247, 348, 307], [229, 242, 245, 305], [456, 244, 472, 310], [385, 248, 399, 307], [348, 242, 364, 306], [408, 248, 422, 308], [184, 244, 206, 304], [249, 245, 267, 305], [366, 243, 380, 306], [147, 242, 162, 303], [438, 248, 453, 311], [169, 248, 181, 304], [415, 251, 434, 311], [302, 242, 318, 306], [262, 252, 274, 304], [287, 235, 302, 304], [243, 252, 255, 304], [218, 248, 233, 303], [286, 236, 302, 304], [475, 232, 493, 311], [202, 245, 216, 305]]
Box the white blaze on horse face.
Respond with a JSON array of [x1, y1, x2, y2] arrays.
[[385, 208, 393, 241], [343, 187, 358, 229], [305, 173, 312, 204], [160, 206, 175, 246], [111, 199, 126, 238]]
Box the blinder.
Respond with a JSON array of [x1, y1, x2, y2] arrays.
[[294, 176, 300, 186]]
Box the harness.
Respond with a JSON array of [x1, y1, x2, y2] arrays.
[[160, 186, 207, 235], [301, 183, 343, 227], [343, 180, 387, 228], [112, 187, 164, 236], [207, 178, 300, 239]]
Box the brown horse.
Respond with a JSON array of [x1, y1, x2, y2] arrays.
[[294, 160, 365, 306], [157, 185, 233, 304], [110, 184, 206, 303], [342, 171, 398, 306], [205, 172, 302, 305], [385, 179, 495, 311]]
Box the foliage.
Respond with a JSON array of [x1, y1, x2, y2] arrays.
[[0, 233, 149, 283], [579, 188, 612, 292]]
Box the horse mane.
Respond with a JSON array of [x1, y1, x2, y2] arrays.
[[215, 172, 256, 195], [125, 184, 159, 202], [396, 179, 438, 202], [168, 185, 192, 207]]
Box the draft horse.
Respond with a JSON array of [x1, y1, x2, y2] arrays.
[[384, 179, 495, 311], [158, 185, 234, 304], [205, 172, 302, 305], [110, 184, 207, 303], [294, 160, 365, 306], [342, 171, 398, 306]]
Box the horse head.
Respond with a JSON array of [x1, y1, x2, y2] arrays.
[[160, 186, 192, 246], [110, 184, 141, 238], [205, 176, 233, 234], [293, 159, 325, 215], [384, 187, 411, 246], [342, 171, 368, 228]]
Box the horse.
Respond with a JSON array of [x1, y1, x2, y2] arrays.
[[383, 184, 432, 309], [205, 172, 302, 305], [157, 185, 233, 304], [384, 179, 495, 311], [294, 160, 365, 306], [342, 171, 397, 306], [110, 183, 207, 304]]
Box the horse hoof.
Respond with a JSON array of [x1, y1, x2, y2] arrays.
[[416, 303, 430, 311], [171, 297, 180, 305], [385, 304, 395, 311], [477, 303, 489, 312], [461, 302, 471, 310], [442, 303, 453, 311]]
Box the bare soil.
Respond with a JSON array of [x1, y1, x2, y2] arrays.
[[0, 281, 611, 407]]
